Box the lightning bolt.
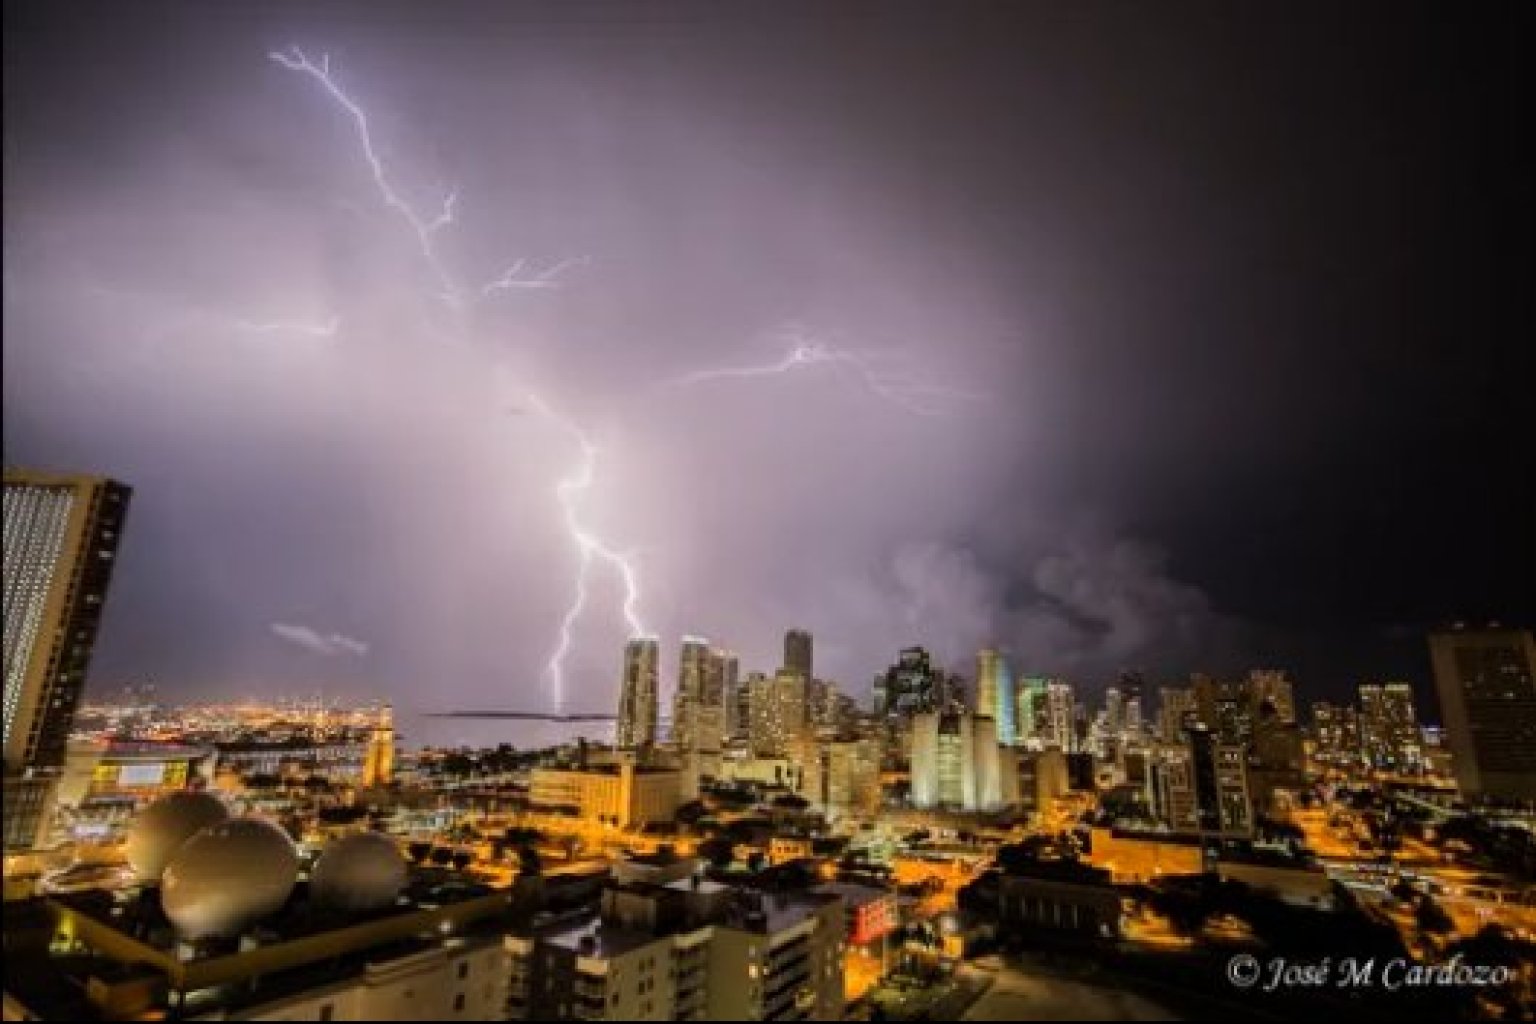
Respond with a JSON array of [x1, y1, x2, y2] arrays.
[[668, 323, 980, 417], [268, 48, 649, 715], [481, 256, 590, 296], [268, 47, 462, 308], [525, 393, 647, 712]]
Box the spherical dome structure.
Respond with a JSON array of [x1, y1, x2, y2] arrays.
[[124, 791, 230, 883], [309, 832, 407, 912], [161, 818, 298, 939]]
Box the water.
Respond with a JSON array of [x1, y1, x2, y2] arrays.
[[397, 709, 614, 752]]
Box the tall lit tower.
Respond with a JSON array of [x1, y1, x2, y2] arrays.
[[616, 637, 660, 750], [672, 636, 711, 750], [1043, 681, 1075, 752], [717, 648, 741, 737], [784, 628, 813, 681], [974, 648, 1016, 745], [3, 471, 131, 771], [4, 470, 131, 850], [1428, 625, 1536, 801], [362, 703, 396, 787]]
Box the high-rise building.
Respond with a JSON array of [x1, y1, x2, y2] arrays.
[[1104, 686, 1125, 737], [1117, 671, 1146, 734], [3, 471, 132, 773], [909, 711, 1002, 810], [718, 649, 742, 737], [617, 637, 661, 750], [783, 628, 813, 681], [825, 735, 883, 818], [1014, 676, 1048, 748], [1188, 724, 1253, 839], [673, 636, 723, 754], [1358, 682, 1423, 773], [1158, 686, 1196, 744], [4, 470, 131, 851], [975, 648, 1017, 745], [1148, 746, 1198, 832], [750, 669, 807, 758], [1310, 701, 1362, 767], [738, 670, 766, 746], [1428, 625, 1536, 801], [1247, 701, 1304, 812], [1248, 670, 1297, 724], [873, 647, 940, 720], [1192, 674, 1253, 744], [1043, 681, 1075, 752]]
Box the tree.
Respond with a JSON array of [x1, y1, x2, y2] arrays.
[[440, 753, 476, 779], [1415, 896, 1454, 938], [698, 837, 736, 869], [675, 800, 708, 826]]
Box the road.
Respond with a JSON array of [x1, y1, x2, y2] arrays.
[[962, 960, 1178, 1021]]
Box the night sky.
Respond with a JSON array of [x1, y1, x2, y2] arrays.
[[4, 2, 1529, 718]]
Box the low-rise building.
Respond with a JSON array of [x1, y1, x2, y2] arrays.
[[528, 763, 684, 828]]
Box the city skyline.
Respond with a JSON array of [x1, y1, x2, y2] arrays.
[[4, 2, 1528, 717]]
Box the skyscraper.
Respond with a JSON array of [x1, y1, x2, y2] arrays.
[[750, 669, 808, 757], [783, 628, 813, 680], [1014, 676, 1048, 748], [717, 648, 741, 737], [1188, 723, 1253, 839], [975, 648, 1016, 745], [1043, 680, 1075, 752], [1428, 625, 1536, 801], [1158, 686, 1196, 744], [616, 637, 660, 750], [672, 636, 716, 751], [3, 471, 131, 772], [1358, 682, 1423, 773]]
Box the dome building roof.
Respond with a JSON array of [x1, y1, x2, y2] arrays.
[[309, 831, 407, 912], [123, 791, 230, 883], [161, 818, 298, 939]]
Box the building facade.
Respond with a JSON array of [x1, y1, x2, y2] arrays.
[[3, 472, 132, 773], [617, 638, 661, 750], [974, 649, 1016, 746], [1428, 625, 1536, 801]]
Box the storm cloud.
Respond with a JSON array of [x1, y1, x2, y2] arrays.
[[6, 3, 1522, 712]]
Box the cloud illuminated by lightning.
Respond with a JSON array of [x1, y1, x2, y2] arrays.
[[481, 256, 590, 297], [268, 47, 649, 712], [268, 46, 463, 307], [667, 324, 981, 417], [524, 393, 647, 712]]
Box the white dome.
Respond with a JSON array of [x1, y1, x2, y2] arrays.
[[161, 818, 298, 939], [124, 791, 230, 883], [310, 832, 407, 912]]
